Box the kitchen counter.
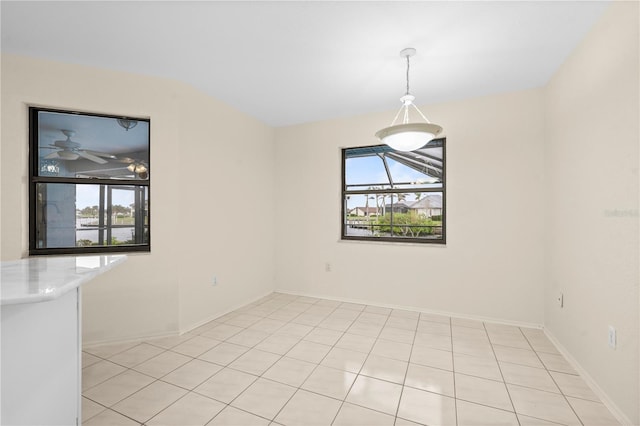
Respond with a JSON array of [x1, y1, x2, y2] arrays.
[[1, 254, 126, 305], [1, 254, 126, 425]]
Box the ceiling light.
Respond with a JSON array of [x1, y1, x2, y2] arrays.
[[57, 150, 79, 160], [117, 119, 138, 131], [127, 162, 147, 173], [375, 48, 443, 152]]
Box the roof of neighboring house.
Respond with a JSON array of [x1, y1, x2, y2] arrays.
[[384, 201, 412, 209], [409, 194, 443, 209], [350, 207, 378, 214]]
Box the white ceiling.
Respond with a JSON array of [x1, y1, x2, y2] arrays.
[[1, 1, 610, 127]]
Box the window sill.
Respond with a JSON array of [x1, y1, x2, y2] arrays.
[[338, 238, 447, 248]]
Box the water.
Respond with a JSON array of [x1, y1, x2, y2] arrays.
[[345, 227, 375, 236], [76, 217, 137, 244], [76, 227, 136, 244]]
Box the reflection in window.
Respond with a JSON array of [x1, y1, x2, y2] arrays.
[[29, 107, 150, 255], [36, 111, 149, 180], [342, 141, 446, 244], [36, 183, 149, 248]]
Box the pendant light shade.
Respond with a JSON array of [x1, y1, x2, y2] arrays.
[[375, 122, 443, 152], [376, 48, 443, 152]]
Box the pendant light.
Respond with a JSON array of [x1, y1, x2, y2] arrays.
[[117, 119, 138, 131], [375, 48, 442, 152]]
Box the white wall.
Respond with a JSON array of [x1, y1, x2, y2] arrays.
[[0, 54, 276, 343], [174, 83, 277, 330], [275, 89, 546, 325], [544, 2, 639, 423]]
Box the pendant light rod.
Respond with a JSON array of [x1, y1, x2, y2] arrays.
[[401, 47, 416, 96], [406, 55, 410, 95], [375, 47, 443, 152]]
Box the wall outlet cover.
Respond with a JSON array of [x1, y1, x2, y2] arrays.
[[608, 326, 616, 349]]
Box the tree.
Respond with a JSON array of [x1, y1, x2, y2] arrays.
[[367, 186, 381, 217], [364, 193, 370, 218], [79, 205, 98, 216], [376, 213, 438, 237], [112, 204, 131, 216], [369, 187, 386, 216], [393, 193, 407, 207]]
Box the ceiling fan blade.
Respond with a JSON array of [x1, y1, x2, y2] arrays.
[[44, 151, 61, 159], [113, 156, 135, 164], [77, 150, 108, 164], [84, 150, 117, 159]]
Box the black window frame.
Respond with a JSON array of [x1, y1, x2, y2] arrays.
[[29, 107, 151, 255], [341, 139, 446, 244]]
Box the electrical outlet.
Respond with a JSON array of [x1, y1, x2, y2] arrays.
[[325, 262, 331, 272], [558, 292, 563, 308], [212, 276, 218, 286], [608, 326, 616, 349]]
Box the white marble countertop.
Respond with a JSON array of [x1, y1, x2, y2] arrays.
[[1, 255, 126, 305]]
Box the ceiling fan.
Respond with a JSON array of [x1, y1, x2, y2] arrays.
[[113, 156, 149, 179], [42, 130, 113, 164]]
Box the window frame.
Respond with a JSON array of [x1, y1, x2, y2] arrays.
[[28, 106, 151, 255], [341, 139, 446, 244]]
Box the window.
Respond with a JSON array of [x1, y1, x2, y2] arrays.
[[29, 107, 150, 255], [342, 139, 446, 244]]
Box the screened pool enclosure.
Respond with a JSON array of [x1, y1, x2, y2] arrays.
[[342, 139, 445, 243]]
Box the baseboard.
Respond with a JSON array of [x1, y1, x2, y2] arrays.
[[179, 290, 275, 335], [84, 290, 274, 348], [273, 288, 543, 330], [83, 330, 180, 349], [544, 329, 633, 426]]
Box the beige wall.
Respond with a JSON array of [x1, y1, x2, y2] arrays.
[[274, 88, 546, 325], [544, 2, 639, 423], [0, 54, 276, 343]]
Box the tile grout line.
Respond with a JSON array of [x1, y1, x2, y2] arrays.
[[86, 296, 279, 425], [215, 297, 321, 424], [87, 295, 459, 423], [449, 315, 459, 426], [105, 341, 228, 424], [201, 295, 365, 424], [267, 297, 346, 424], [83, 293, 613, 426], [519, 327, 586, 426], [91, 297, 418, 425], [216, 297, 407, 424], [178, 302, 299, 424], [194, 295, 296, 424], [283, 299, 397, 422], [141, 337, 269, 425], [143, 388, 220, 426], [329, 305, 394, 425], [483, 322, 522, 426]]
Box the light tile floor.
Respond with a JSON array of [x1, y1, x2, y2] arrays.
[[82, 293, 620, 426]]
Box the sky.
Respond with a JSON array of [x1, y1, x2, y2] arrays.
[[76, 184, 136, 209], [345, 155, 440, 209]]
